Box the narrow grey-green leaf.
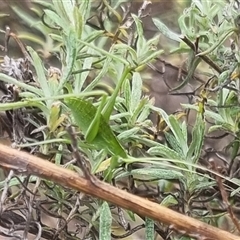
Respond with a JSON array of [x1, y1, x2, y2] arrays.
[[181, 121, 188, 143], [27, 47, 50, 99], [164, 132, 184, 157], [62, 0, 75, 24], [131, 72, 142, 113], [181, 104, 225, 122], [0, 73, 42, 96], [85, 95, 106, 142], [187, 113, 205, 164], [161, 195, 178, 207], [44, 9, 69, 30], [73, 5, 83, 40], [132, 14, 145, 59], [147, 145, 183, 161], [117, 127, 140, 141], [61, 29, 77, 83], [145, 218, 154, 240], [230, 178, 240, 197], [194, 180, 216, 192], [131, 168, 184, 180], [84, 56, 111, 92], [102, 67, 130, 121], [124, 78, 131, 111], [100, 202, 112, 240], [137, 104, 151, 122], [130, 97, 149, 124], [0, 176, 38, 190], [192, 114, 205, 164], [153, 18, 181, 42], [168, 115, 188, 156], [75, 47, 94, 93], [170, 56, 201, 91], [139, 49, 164, 66]]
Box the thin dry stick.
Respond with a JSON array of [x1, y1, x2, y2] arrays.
[[3, 26, 31, 62], [210, 159, 240, 234], [67, 125, 94, 181], [0, 144, 239, 240], [181, 36, 223, 74]]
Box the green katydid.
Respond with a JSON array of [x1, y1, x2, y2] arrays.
[[64, 97, 127, 158], [64, 67, 131, 158]]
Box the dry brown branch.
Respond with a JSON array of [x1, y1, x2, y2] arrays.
[[181, 36, 223, 74], [0, 144, 239, 240], [210, 159, 240, 234]]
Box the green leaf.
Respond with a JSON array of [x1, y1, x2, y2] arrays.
[[78, 39, 129, 66], [104, 155, 122, 181], [153, 18, 181, 42], [130, 97, 149, 124], [12, 6, 43, 32], [52, 1, 76, 31], [65, 97, 127, 158], [130, 72, 142, 113], [192, 115, 205, 164], [48, 101, 61, 132], [0, 13, 9, 17], [84, 56, 111, 92], [48, 33, 63, 42], [74, 47, 94, 93], [100, 202, 112, 240], [60, 29, 77, 85], [197, 28, 235, 56], [170, 56, 201, 91], [127, 210, 135, 221], [187, 113, 205, 164], [61, 0, 75, 24], [117, 127, 140, 141], [230, 177, 240, 197], [79, 0, 91, 21], [103, 0, 122, 23], [161, 195, 178, 207], [149, 106, 188, 155], [0, 101, 50, 117], [145, 218, 154, 240], [230, 139, 240, 164], [147, 144, 184, 161], [138, 49, 164, 67], [27, 47, 51, 99], [181, 121, 188, 143], [102, 67, 131, 121], [131, 168, 184, 180], [0, 73, 42, 96], [137, 103, 151, 122], [84, 30, 105, 45], [164, 132, 184, 157], [44, 9, 69, 30], [32, 0, 53, 9], [193, 179, 216, 192], [123, 78, 131, 111], [111, 43, 137, 63], [132, 14, 145, 59], [168, 115, 188, 156], [73, 6, 83, 40], [85, 95, 107, 142], [55, 144, 63, 165], [181, 104, 225, 123], [0, 176, 38, 190], [178, 14, 190, 37]]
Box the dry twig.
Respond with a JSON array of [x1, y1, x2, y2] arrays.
[[0, 144, 239, 240]]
